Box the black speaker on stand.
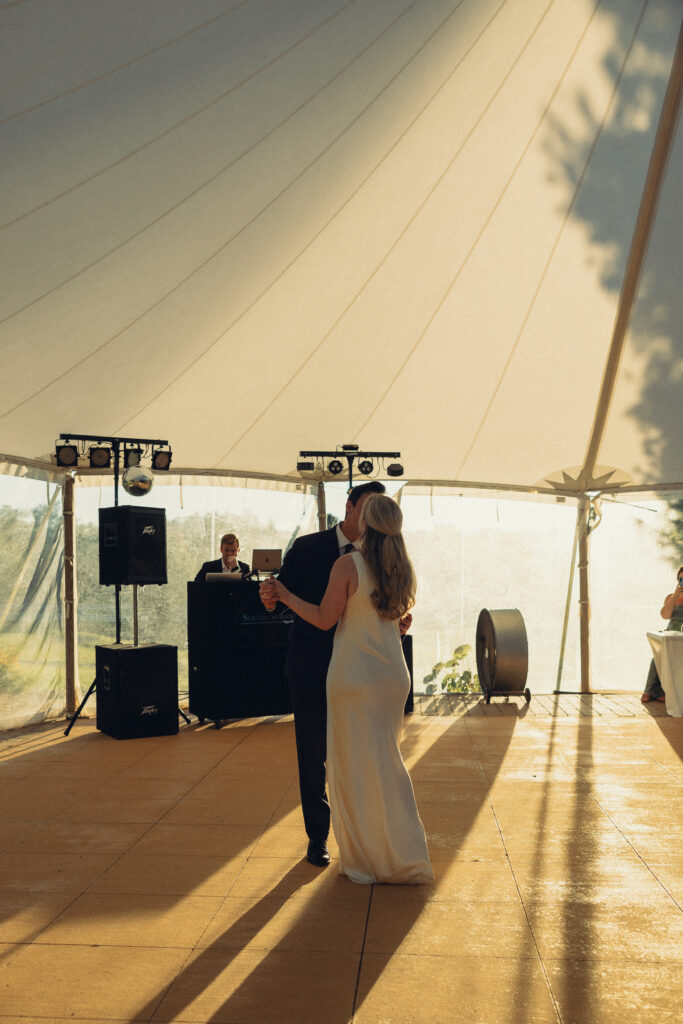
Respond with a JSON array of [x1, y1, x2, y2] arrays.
[[476, 608, 530, 704], [98, 505, 167, 585]]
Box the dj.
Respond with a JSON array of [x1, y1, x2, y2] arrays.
[[194, 533, 250, 580]]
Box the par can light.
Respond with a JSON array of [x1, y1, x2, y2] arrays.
[[55, 444, 78, 467], [358, 460, 373, 475], [327, 459, 343, 475], [124, 447, 143, 468], [89, 446, 111, 469], [151, 449, 172, 471]]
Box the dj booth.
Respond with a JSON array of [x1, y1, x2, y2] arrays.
[[187, 580, 414, 727]]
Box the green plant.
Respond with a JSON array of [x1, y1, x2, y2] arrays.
[[423, 643, 480, 694]]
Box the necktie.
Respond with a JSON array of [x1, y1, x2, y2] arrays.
[[341, 542, 355, 554]]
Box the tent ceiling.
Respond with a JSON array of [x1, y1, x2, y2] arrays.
[[1, 0, 681, 492]]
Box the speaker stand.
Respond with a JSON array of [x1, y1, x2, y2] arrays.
[[64, 671, 191, 734], [64, 677, 96, 736]]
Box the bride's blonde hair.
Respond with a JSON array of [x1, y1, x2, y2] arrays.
[[359, 494, 416, 621]]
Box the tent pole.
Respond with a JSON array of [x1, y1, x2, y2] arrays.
[[577, 497, 591, 694], [317, 481, 327, 533], [574, 27, 681, 695], [63, 474, 80, 716], [555, 504, 581, 692]]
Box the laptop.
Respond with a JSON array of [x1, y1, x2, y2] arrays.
[[251, 549, 282, 573]]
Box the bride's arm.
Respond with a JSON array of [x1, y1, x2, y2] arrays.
[[266, 555, 357, 631]]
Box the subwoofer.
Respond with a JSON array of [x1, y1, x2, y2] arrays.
[[96, 644, 178, 739], [99, 505, 167, 585], [476, 608, 530, 704]]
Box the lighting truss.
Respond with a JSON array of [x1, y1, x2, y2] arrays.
[[55, 433, 172, 495], [297, 445, 403, 488]]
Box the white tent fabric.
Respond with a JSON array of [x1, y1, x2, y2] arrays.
[[1, 0, 681, 492]]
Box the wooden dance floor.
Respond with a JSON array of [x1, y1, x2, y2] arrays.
[[0, 693, 681, 1023]]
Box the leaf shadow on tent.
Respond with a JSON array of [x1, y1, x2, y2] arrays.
[[541, 0, 682, 485]]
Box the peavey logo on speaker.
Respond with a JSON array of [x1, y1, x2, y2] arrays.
[[142, 525, 156, 535], [140, 704, 159, 716]]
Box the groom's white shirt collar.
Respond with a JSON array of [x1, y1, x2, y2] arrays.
[[336, 524, 358, 554]]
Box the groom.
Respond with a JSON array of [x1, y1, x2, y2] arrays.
[[260, 480, 385, 866]]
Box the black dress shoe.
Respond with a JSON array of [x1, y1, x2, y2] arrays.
[[306, 840, 330, 867]]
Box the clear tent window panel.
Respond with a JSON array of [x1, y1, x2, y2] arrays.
[[0, 475, 65, 730]]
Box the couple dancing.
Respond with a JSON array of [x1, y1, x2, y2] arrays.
[[260, 481, 433, 885]]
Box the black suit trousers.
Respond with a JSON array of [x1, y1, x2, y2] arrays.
[[287, 666, 330, 844], [278, 527, 339, 844]]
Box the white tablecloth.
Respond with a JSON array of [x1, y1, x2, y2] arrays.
[[647, 631, 683, 716]]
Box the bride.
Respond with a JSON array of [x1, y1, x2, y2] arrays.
[[266, 493, 433, 885]]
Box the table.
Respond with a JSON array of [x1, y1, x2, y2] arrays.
[[187, 580, 293, 724], [647, 631, 683, 716]]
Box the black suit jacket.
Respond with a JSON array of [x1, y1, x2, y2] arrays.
[[194, 557, 251, 581], [277, 527, 341, 682]]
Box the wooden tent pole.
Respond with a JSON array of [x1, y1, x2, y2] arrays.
[[317, 480, 327, 532], [555, 504, 582, 691], [63, 475, 80, 716], [577, 497, 591, 694]]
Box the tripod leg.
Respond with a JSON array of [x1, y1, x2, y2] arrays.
[[64, 678, 97, 736], [178, 706, 191, 725]]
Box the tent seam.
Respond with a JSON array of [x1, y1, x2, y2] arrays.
[[0, 0, 358, 231], [0, 0, 255, 125]]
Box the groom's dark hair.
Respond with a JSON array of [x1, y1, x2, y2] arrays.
[[347, 480, 385, 506]]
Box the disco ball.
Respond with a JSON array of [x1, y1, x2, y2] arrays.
[[122, 465, 154, 496]]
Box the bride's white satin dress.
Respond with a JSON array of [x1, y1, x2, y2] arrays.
[[326, 552, 433, 884]]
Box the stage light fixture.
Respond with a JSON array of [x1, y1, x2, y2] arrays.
[[151, 448, 172, 471], [327, 459, 343, 475], [387, 463, 404, 477], [296, 460, 315, 472], [89, 446, 111, 469], [55, 443, 78, 467], [358, 459, 373, 476], [124, 447, 143, 468]]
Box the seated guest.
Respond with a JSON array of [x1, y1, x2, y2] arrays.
[[194, 533, 250, 581], [641, 565, 683, 703]]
